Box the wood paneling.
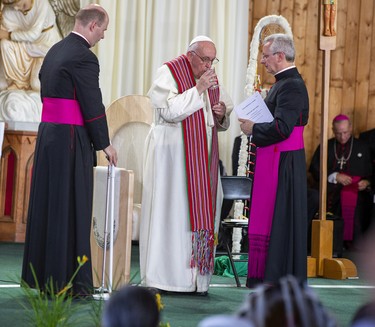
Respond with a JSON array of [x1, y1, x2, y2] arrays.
[[248, 0, 375, 165], [0, 131, 37, 242]]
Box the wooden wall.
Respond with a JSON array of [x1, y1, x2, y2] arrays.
[[248, 0, 375, 165]]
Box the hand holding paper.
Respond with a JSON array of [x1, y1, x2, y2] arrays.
[[239, 118, 255, 135], [234, 92, 273, 123]]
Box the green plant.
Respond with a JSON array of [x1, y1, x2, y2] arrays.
[[155, 293, 171, 327], [88, 296, 105, 327], [21, 255, 89, 327]]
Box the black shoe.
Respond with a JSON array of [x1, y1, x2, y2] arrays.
[[179, 290, 208, 296], [246, 277, 263, 289], [196, 291, 208, 296]]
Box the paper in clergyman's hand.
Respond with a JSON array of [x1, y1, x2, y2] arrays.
[[234, 92, 273, 123]]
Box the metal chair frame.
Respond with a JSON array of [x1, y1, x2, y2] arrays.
[[220, 176, 252, 287]]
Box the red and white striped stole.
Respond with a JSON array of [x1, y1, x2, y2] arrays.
[[165, 54, 220, 274]]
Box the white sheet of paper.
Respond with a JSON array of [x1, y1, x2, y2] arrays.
[[234, 91, 273, 123]]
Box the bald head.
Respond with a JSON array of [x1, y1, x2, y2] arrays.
[[75, 4, 108, 28], [73, 4, 109, 47]]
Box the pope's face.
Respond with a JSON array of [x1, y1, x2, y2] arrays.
[[188, 42, 217, 79]]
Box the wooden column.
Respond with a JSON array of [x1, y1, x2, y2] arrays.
[[308, 0, 357, 279], [0, 129, 37, 242]]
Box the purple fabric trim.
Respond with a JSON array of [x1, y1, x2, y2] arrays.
[[247, 126, 304, 279], [333, 114, 349, 122], [341, 175, 360, 241], [42, 97, 84, 126]]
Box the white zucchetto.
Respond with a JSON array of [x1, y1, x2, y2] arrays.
[[189, 35, 214, 46]]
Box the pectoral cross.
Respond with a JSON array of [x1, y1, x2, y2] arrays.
[[338, 157, 345, 170]]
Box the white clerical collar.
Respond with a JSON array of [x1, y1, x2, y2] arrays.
[[71, 31, 91, 46], [275, 65, 296, 76]]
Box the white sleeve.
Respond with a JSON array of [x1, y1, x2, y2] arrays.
[[328, 172, 338, 184], [147, 65, 204, 123], [217, 85, 233, 130]]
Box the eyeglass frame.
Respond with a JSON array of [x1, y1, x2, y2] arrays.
[[190, 50, 219, 65], [261, 52, 281, 60]]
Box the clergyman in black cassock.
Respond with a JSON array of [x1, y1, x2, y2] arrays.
[[309, 115, 372, 245], [22, 4, 117, 295], [239, 33, 309, 288]]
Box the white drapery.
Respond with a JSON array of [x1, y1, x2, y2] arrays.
[[82, 0, 249, 172]]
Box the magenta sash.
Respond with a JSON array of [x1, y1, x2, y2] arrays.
[[341, 176, 360, 241], [248, 126, 304, 279], [41, 97, 84, 126]]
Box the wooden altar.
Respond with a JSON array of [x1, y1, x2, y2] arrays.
[[0, 126, 37, 242]]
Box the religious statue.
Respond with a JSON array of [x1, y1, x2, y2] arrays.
[[323, 0, 336, 37], [49, 0, 80, 38], [0, 0, 79, 122], [0, 0, 62, 91]]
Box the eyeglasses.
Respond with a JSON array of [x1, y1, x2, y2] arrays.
[[191, 51, 219, 65], [261, 52, 280, 60]]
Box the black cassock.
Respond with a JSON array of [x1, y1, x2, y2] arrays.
[[247, 67, 309, 287], [22, 33, 110, 294], [309, 137, 373, 239]]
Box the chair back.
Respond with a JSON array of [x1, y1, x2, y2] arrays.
[[221, 176, 252, 201], [98, 95, 153, 204]]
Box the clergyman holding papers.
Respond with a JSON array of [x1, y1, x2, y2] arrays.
[[239, 33, 309, 288]]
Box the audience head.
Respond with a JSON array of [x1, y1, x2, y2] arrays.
[[261, 33, 295, 75], [237, 275, 338, 327], [187, 35, 218, 79], [101, 286, 160, 327], [74, 4, 109, 47], [332, 114, 352, 145], [351, 301, 375, 327]]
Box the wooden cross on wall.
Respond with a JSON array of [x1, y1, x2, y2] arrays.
[[308, 0, 358, 280]]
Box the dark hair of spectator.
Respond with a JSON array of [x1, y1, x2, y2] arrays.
[[102, 286, 160, 327], [237, 275, 338, 327]]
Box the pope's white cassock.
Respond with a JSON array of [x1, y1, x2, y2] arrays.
[[140, 64, 233, 293]]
